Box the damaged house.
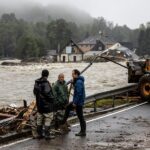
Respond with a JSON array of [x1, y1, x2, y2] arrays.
[[101, 43, 139, 60]]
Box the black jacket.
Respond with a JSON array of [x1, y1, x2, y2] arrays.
[[33, 77, 54, 113]]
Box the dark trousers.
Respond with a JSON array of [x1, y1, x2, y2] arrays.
[[63, 102, 86, 133]]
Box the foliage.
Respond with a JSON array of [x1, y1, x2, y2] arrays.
[[47, 19, 72, 50], [137, 24, 150, 55], [0, 13, 148, 59]]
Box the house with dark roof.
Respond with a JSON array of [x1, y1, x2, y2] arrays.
[[78, 35, 116, 53], [57, 40, 84, 62], [119, 42, 133, 50], [57, 36, 116, 62]]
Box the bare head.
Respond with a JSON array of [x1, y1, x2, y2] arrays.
[[72, 69, 80, 79], [58, 73, 65, 82]]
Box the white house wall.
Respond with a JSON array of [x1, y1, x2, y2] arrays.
[[60, 54, 69, 62], [69, 54, 82, 62], [57, 54, 83, 62]]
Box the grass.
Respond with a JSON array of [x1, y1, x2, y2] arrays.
[[85, 98, 129, 108]]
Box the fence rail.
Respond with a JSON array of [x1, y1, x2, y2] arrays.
[[85, 83, 138, 112]]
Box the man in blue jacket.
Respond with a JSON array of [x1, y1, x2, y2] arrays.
[[62, 69, 86, 136]]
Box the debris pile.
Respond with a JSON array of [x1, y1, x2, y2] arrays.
[[0, 100, 70, 137], [101, 43, 139, 61], [84, 43, 139, 62], [0, 101, 36, 135]]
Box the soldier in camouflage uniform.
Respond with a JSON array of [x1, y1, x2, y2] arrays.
[[33, 69, 55, 140]]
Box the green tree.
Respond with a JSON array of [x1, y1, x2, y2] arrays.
[[0, 13, 18, 57], [47, 19, 72, 50], [138, 29, 146, 55], [137, 24, 150, 55], [145, 27, 150, 54], [17, 35, 40, 59]]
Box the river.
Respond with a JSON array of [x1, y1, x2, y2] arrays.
[[0, 62, 128, 107]]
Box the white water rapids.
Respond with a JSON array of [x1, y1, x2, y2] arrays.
[[0, 62, 128, 106]]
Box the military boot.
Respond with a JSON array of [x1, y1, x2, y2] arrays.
[[44, 126, 55, 140], [37, 125, 44, 139]]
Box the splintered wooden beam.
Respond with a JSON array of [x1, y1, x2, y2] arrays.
[[17, 100, 36, 132], [0, 113, 16, 120], [0, 116, 16, 125]]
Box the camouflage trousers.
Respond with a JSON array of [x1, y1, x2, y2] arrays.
[[30, 110, 53, 138], [37, 112, 53, 126]]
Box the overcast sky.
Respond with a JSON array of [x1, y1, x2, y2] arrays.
[[35, 0, 150, 29], [1, 0, 150, 29]]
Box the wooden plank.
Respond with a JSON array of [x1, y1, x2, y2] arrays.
[[0, 113, 15, 120], [17, 100, 36, 131], [0, 116, 16, 125]]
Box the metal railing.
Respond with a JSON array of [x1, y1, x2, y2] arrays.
[[85, 83, 138, 112]]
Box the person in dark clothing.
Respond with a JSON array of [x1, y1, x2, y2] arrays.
[[62, 69, 86, 136], [33, 69, 55, 140]]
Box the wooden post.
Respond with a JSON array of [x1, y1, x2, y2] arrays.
[[112, 96, 115, 107], [23, 100, 27, 108], [94, 101, 97, 112], [126, 92, 129, 103]]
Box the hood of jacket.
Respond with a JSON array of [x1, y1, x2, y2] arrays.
[[77, 76, 84, 82], [35, 77, 48, 84]]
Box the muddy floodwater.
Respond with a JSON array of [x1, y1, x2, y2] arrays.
[[0, 62, 128, 106]]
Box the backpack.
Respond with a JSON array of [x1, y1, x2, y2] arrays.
[[33, 81, 42, 96]]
